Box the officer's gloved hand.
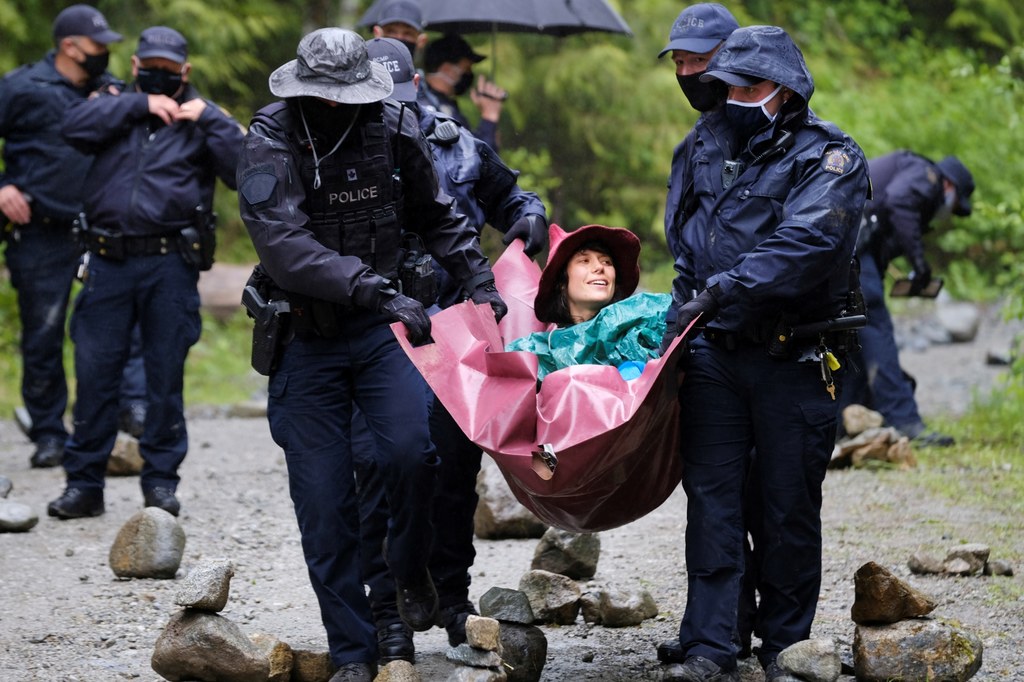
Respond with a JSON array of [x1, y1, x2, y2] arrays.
[[470, 281, 508, 323], [502, 214, 548, 257], [908, 260, 933, 295], [380, 292, 432, 346], [658, 288, 720, 356]]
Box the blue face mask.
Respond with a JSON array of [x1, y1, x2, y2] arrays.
[[725, 84, 782, 141]]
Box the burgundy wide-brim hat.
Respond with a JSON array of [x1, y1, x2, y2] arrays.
[[534, 223, 641, 324]]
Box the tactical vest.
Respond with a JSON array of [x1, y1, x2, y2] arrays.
[[297, 113, 403, 281]]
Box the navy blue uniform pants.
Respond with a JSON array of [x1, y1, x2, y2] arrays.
[[268, 316, 439, 666], [3, 220, 79, 444], [65, 253, 200, 490], [839, 252, 922, 431], [355, 398, 482, 627], [677, 338, 840, 670]]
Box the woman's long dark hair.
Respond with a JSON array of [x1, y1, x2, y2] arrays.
[[541, 240, 627, 328]]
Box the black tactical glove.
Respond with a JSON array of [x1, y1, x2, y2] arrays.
[[658, 288, 720, 356], [908, 260, 933, 295], [380, 292, 432, 346], [502, 214, 548, 257], [470, 281, 508, 323]]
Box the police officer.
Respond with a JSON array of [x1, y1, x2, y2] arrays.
[[48, 26, 244, 520], [422, 34, 507, 152], [843, 151, 975, 447], [660, 3, 739, 262], [659, 26, 869, 682], [656, 4, 767, 668], [236, 29, 507, 682], [360, 37, 547, 665], [0, 4, 122, 468]]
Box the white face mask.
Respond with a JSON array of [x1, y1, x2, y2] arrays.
[[944, 187, 957, 209], [726, 84, 783, 121]]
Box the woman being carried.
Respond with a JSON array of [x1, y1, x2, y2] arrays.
[[506, 223, 670, 380]]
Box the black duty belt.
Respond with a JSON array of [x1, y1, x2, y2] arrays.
[[122, 232, 179, 257]]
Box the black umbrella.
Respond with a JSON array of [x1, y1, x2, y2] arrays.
[[359, 0, 632, 37]]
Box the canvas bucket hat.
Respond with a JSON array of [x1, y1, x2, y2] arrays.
[[270, 28, 393, 104]]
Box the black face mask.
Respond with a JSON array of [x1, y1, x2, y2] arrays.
[[454, 70, 473, 96], [399, 40, 418, 60], [76, 50, 109, 80], [725, 104, 773, 143], [297, 97, 358, 138], [136, 68, 183, 98], [676, 73, 726, 113]]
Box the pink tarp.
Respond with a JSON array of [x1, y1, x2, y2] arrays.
[[393, 241, 687, 532]]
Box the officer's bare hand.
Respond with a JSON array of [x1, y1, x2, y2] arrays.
[[148, 94, 180, 125], [470, 76, 506, 122], [174, 99, 207, 122], [0, 184, 31, 225]]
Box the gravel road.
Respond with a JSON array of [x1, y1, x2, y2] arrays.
[[0, 303, 1021, 681]]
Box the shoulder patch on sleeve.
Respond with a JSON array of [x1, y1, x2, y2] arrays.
[[822, 148, 851, 176], [240, 170, 278, 206]]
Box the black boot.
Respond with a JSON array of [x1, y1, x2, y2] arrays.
[[395, 570, 438, 632], [30, 438, 64, 468], [437, 600, 478, 647], [143, 486, 181, 516], [377, 622, 414, 663], [47, 488, 104, 519]]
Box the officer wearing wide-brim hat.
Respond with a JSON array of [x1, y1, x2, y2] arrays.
[[237, 27, 507, 682]]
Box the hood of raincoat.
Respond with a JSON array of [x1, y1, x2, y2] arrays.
[[701, 25, 814, 113]]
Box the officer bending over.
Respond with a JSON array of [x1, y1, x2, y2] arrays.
[[236, 29, 506, 682]]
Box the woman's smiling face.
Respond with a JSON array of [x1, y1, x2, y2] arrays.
[[566, 246, 616, 323]]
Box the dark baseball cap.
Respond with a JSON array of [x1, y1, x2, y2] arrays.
[[658, 3, 738, 57], [375, 0, 423, 32], [424, 34, 485, 72], [52, 4, 122, 45], [366, 38, 417, 103], [936, 156, 975, 216], [136, 26, 188, 63]]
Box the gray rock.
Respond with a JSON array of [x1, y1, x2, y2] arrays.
[[851, 561, 937, 625], [841, 404, 884, 438], [0, 476, 12, 498], [175, 558, 235, 612], [777, 638, 841, 682], [530, 528, 600, 579], [248, 633, 293, 682], [0, 498, 38, 532], [854, 619, 983, 681], [106, 433, 143, 476], [518, 570, 580, 625], [108, 507, 186, 579], [151, 610, 270, 681], [497, 622, 546, 682], [446, 643, 503, 668], [984, 559, 1014, 576], [445, 667, 507, 682], [937, 301, 982, 343], [465, 615, 502, 652], [908, 551, 945, 575], [479, 587, 535, 625], [377, 659, 421, 681], [945, 543, 990, 575], [580, 586, 658, 627], [474, 464, 547, 540], [944, 557, 975, 576]]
